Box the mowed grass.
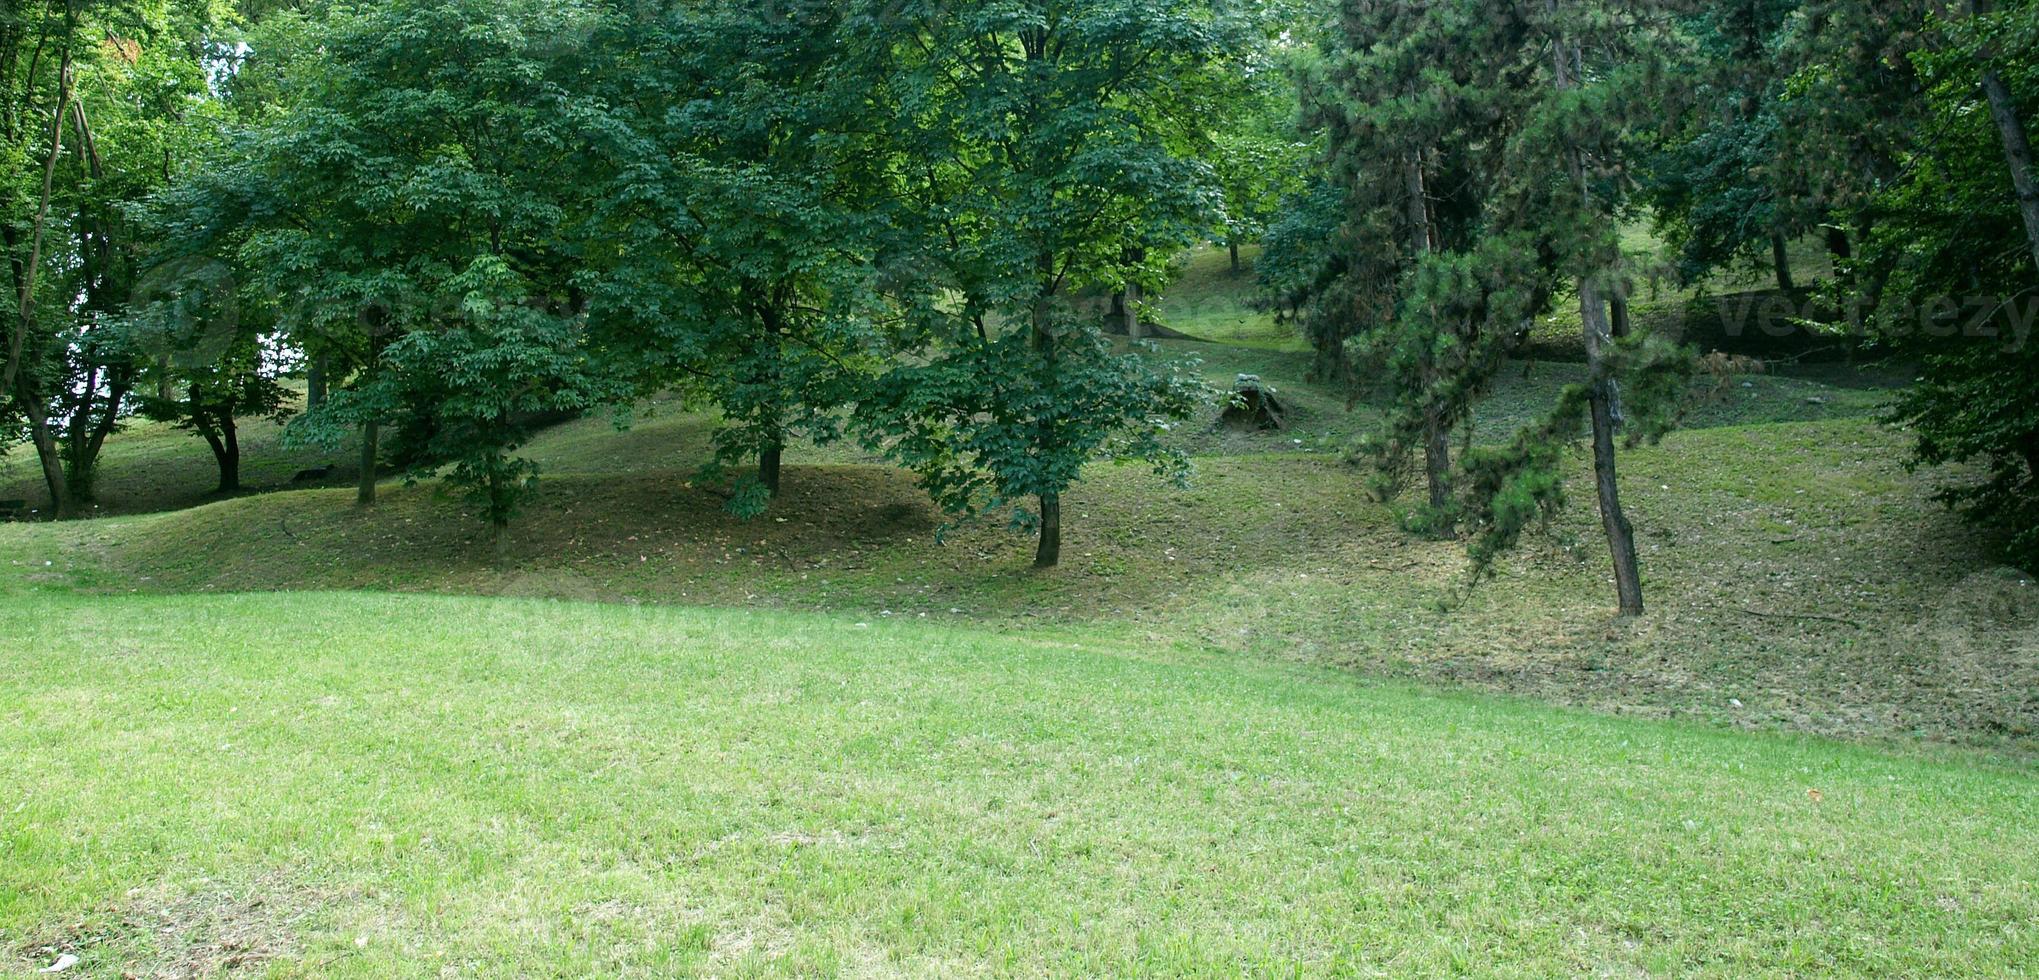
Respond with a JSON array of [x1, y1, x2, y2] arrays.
[[16, 413, 2034, 752], [3, 590, 2036, 976]]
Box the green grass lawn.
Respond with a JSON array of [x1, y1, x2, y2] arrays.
[[4, 590, 2036, 976]]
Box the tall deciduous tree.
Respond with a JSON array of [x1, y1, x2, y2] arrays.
[[1208, 21, 1311, 278], [204, 0, 620, 533], [4, 0, 223, 516], [843, 0, 1228, 567], [583, 0, 892, 515]]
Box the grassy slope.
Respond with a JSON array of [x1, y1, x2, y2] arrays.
[[4, 590, 2036, 976], [1149, 244, 1301, 350], [0, 266, 2028, 750], [8, 412, 2035, 753], [0, 254, 2011, 752], [0, 334, 1898, 517]]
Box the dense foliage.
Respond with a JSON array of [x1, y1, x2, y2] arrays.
[[4, 0, 2035, 588]]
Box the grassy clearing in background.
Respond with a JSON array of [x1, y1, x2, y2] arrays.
[[1149, 244, 1304, 350], [3, 591, 2036, 976]]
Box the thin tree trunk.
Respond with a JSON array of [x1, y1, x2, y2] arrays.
[[219, 414, 241, 493], [1423, 421, 1453, 515], [29, 430, 70, 519], [1586, 287, 1645, 617], [1034, 492, 1061, 569], [1770, 232, 1796, 293], [357, 421, 378, 506], [198, 424, 227, 488], [1968, 0, 2039, 276], [306, 355, 329, 410], [1981, 70, 2039, 275], [195, 415, 238, 494], [1119, 247, 1147, 339], [1405, 151, 1452, 518], [1824, 224, 1853, 287], [15, 377, 71, 518], [58, 367, 128, 510], [5, 45, 72, 397], [758, 444, 783, 497], [81, 375, 128, 479], [1228, 238, 1241, 274], [1552, 4, 1643, 616], [1031, 248, 1065, 569]]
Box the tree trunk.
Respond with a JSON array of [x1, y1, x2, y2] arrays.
[[1770, 232, 1795, 293], [758, 444, 783, 497], [1968, 0, 2039, 276], [306, 355, 329, 410], [1034, 492, 1061, 568], [70, 373, 129, 507], [1551, 7, 1643, 616], [5, 45, 72, 399], [1030, 247, 1066, 571], [1584, 284, 1645, 617], [20, 398, 72, 519], [196, 417, 232, 495], [218, 414, 241, 493], [225, 416, 242, 493], [53, 365, 124, 511], [1981, 66, 2039, 275], [1405, 151, 1452, 519], [357, 421, 378, 507], [1228, 239, 1241, 275], [1824, 224, 1853, 287], [1424, 419, 1453, 515], [31, 433, 71, 519], [1117, 247, 1147, 339]]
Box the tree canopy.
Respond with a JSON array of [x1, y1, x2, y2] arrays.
[[5, 0, 2036, 595]]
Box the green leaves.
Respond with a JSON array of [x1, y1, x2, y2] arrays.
[[839, 0, 1233, 558], [575, 1, 895, 512], [1288, 0, 1692, 605], [1777, 0, 2039, 568], [184, 0, 617, 523]]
